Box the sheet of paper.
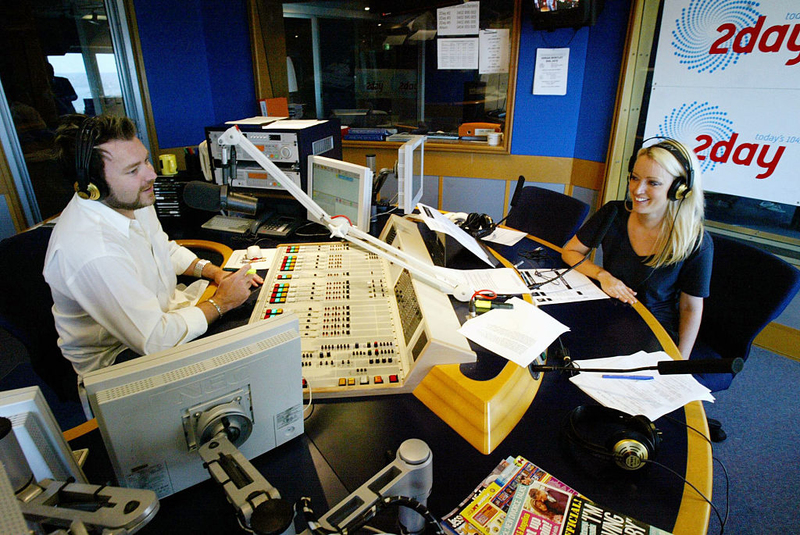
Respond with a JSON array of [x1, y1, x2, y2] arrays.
[[533, 48, 569, 96], [569, 351, 715, 421], [223, 248, 276, 271], [519, 268, 609, 305], [437, 2, 480, 36], [442, 267, 530, 295], [263, 119, 325, 129], [417, 203, 495, 266], [481, 227, 527, 246], [225, 116, 285, 125], [479, 29, 510, 74], [458, 297, 569, 367], [438, 38, 480, 70]]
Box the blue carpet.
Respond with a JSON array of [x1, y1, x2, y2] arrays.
[[703, 346, 800, 534]]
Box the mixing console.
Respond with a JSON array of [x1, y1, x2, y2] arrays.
[[249, 216, 475, 397]]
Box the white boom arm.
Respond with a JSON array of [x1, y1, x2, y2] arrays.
[[216, 126, 472, 301]]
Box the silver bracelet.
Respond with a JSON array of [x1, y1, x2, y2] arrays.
[[193, 259, 210, 278], [207, 298, 223, 318]]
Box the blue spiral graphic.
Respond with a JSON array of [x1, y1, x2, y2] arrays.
[[671, 0, 761, 73], [655, 101, 735, 173]]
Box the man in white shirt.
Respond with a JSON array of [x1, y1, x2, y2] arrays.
[[44, 115, 261, 378]]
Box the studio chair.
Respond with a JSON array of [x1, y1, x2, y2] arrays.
[[690, 234, 800, 441], [0, 226, 79, 402], [503, 182, 590, 247]]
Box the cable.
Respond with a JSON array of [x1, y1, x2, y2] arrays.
[[302, 377, 314, 420], [297, 496, 444, 535]]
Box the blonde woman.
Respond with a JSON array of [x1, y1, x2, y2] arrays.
[[562, 138, 712, 359]]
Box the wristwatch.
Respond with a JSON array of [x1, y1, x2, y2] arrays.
[[193, 259, 210, 278]]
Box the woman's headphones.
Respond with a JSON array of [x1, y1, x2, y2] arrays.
[[563, 405, 661, 471], [73, 117, 107, 201], [460, 212, 495, 239], [628, 137, 694, 201]]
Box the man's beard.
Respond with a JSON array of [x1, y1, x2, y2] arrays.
[[104, 188, 155, 212]]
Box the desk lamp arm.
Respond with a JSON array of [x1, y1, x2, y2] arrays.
[[198, 434, 435, 535], [216, 127, 471, 302]]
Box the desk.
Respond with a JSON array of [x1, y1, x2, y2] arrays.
[[71, 229, 711, 535]]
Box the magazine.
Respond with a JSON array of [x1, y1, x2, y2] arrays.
[[446, 456, 672, 535]]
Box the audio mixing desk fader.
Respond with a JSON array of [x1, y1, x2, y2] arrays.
[[249, 216, 475, 398]]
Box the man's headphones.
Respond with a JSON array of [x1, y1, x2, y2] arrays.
[[563, 405, 661, 471], [74, 117, 106, 201], [460, 212, 495, 239], [628, 137, 694, 201]]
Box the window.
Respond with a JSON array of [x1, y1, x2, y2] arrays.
[[283, 0, 516, 142]]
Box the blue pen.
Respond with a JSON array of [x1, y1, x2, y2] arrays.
[[601, 374, 654, 380]]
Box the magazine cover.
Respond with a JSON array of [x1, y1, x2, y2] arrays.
[[499, 480, 574, 535], [441, 457, 515, 535], [460, 456, 577, 535], [562, 495, 673, 535]]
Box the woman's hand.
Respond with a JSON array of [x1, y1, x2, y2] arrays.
[[597, 270, 637, 304]]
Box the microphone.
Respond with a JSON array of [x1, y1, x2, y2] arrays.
[[490, 175, 526, 229], [528, 357, 744, 376], [528, 205, 618, 290], [183, 181, 258, 215]]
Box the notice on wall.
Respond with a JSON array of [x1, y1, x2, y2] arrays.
[[643, 0, 800, 205], [438, 38, 480, 70], [533, 48, 569, 96], [438, 2, 480, 36], [479, 29, 510, 74]]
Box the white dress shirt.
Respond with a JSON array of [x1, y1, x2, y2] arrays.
[[43, 195, 208, 378]]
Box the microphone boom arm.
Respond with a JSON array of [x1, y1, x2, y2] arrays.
[[216, 127, 472, 301]]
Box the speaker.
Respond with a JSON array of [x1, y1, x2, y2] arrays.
[[564, 405, 661, 471], [628, 137, 694, 201], [460, 212, 494, 239], [73, 117, 107, 201]]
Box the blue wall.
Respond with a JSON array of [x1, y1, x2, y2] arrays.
[[511, 0, 631, 162], [134, 0, 256, 148], [135, 0, 630, 156]]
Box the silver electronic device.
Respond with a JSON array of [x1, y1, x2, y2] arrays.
[[205, 119, 341, 191], [0, 387, 159, 534]]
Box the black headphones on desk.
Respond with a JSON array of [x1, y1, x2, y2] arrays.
[[564, 405, 661, 471], [460, 212, 495, 239], [628, 137, 695, 201]]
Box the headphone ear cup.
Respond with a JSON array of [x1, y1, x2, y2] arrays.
[[669, 178, 688, 201], [608, 429, 651, 470]]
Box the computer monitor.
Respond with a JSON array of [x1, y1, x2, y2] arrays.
[[397, 135, 425, 214], [83, 315, 303, 498], [307, 155, 373, 232], [0, 386, 86, 485]]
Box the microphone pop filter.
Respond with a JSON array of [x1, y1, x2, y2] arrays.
[[183, 181, 222, 211]]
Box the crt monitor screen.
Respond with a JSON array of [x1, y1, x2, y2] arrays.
[[307, 155, 373, 232], [397, 135, 425, 214], [83, 315, 303, 498]]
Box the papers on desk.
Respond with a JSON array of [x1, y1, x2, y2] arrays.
[[443, 267, 530, 295], [416, 203, 495, 267], [458, 297, 569, 367], [519, 268, 609, 305], [480, 227, 527, 246], [569, 351, 715, 421], [224, 248, 277, 271]]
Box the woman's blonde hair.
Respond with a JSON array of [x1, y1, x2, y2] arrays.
[[635, 140, 705, 268]]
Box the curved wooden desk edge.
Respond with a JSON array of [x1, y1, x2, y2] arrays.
[[175, 239, 234, 302], [632, 301, 712, 535]]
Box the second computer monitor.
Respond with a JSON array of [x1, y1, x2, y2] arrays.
[[397, 135, 425, 214], [307, 155, 373, 232]]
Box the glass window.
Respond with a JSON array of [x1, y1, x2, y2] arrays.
[[283, 0, 515, 137]]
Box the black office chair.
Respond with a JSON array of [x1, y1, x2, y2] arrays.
[[690, 234, 800, 440], [503, 183, 590, 247], [0, 226, 80, 402]]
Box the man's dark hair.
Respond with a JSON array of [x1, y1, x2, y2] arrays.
[[55, 114, 138, 185]]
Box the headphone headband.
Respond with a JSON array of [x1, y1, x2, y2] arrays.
[[74, 117, 104, 200]]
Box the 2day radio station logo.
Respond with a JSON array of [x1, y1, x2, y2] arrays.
[[671, 0, 800, 73], [654, 101, 787, 179]]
